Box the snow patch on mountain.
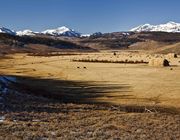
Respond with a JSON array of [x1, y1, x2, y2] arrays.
[[16, 30, 37, 36], [130, 21, 180, 33], [0, 27, 16, 35], [80, 34, 91, 37], [42, 26, 81, 37]]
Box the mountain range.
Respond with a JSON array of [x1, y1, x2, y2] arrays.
[[1, 21, 180, 37], [0, 26, 83, 37], [131, 21, 180, 33], [1, 27, 180, 55], [0, 21, 180, 55]]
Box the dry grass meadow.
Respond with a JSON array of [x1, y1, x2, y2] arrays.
[[0, 51, 180, 139], [1, 51, 180, 107]]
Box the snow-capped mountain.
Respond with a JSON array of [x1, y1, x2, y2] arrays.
[[130, 21, 180, 33], [16, 30, 37, 36], [41, 26, 81, 37], [0, 27, 16, 35]]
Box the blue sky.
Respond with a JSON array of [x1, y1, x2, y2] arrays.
[[0, 0, 180, 33]]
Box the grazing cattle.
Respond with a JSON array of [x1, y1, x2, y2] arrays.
[[77, 67, 80, 69], [83, 67, 87, 69]]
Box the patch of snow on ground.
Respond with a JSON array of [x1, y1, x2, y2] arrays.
[[0, 76, 17, 110], [0, 116, 5, 123], [4, 76, 16, 83], [0, 76, 16, 86], [2, 88, 8, 94], [0, 77, 8, 86]]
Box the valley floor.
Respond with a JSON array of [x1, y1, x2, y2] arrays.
[[0, 51, 180, 139]]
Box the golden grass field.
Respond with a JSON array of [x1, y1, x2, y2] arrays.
[[1, 51, 180, 139], [0, 51, 180, 108]]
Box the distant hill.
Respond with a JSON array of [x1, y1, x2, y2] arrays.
[[76, 32, 180, 53], [154, 42, 180, 54], [0, 33, 95, 55], [0, 24, 180, 55]]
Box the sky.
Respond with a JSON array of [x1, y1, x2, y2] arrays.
[[0, 0, 180, 34]]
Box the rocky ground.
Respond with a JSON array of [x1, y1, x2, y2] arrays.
[[0, 89, 179, 140]]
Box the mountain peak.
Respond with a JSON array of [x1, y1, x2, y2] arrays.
[[57, 26, 70, 30], [42, 26, 80, 37], [16, 29, 36, 36], [0, 27, 16, 35], [167, 21, 177, 25], [130, 21, 180, 33]]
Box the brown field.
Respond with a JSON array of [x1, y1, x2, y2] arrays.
[[0, 51, 180, 139], [1, 51, 180, 107]]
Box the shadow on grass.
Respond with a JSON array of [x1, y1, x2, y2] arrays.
[[1, 75, 135, 113], [2, 75, 179, 114], [12, 75, 132, 102]]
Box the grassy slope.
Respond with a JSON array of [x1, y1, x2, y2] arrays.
[[155, 42, 180, 54]]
